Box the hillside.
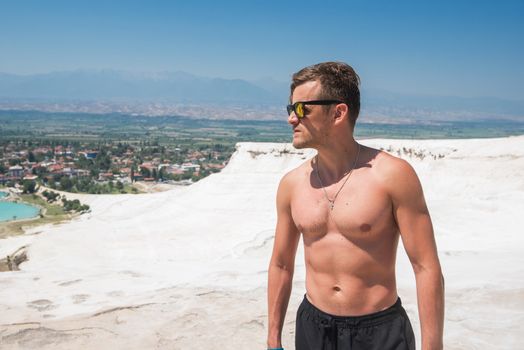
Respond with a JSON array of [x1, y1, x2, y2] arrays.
[[1, 137, 523, 349]]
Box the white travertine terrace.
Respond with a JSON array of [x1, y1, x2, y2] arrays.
[[0, 136, 523, 349]]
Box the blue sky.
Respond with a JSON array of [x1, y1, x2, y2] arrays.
[[1, 0, 523, 100]]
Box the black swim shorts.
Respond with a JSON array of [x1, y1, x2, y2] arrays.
[[295, 295, 415, 350]]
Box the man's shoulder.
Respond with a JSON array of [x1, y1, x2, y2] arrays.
[[366, 146, 417, 187], [275, 158, 313, 209], [278, 157, 314, 190], [366, 145, 427, 210]]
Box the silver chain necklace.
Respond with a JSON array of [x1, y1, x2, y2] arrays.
[[315, 143, 361, 211]]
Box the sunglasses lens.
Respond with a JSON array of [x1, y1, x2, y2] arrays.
[[286, 105, 293, 116], [295, 103, 304, 118]]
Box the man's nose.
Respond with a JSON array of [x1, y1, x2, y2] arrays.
[[288, 112, 299, 126]]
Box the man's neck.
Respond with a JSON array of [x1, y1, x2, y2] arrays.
[[315, 138, 360, 183]]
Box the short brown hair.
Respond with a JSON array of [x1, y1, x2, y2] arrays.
[[291, 62, 361, 125]]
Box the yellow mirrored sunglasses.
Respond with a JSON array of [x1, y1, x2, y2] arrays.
[[286, 100, 344, 118]]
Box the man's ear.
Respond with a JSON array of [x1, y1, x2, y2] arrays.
[[333, 104, 349, 123]]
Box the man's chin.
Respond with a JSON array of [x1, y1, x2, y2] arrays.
[[292, 139, 309, 149]]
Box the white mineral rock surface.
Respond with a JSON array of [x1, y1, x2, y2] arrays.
[[1, 137, 523, 349]]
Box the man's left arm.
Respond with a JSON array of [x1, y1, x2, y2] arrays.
[[387, 158, 445, 350]]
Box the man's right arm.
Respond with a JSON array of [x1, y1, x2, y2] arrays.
[[267, 174, 300, 348]]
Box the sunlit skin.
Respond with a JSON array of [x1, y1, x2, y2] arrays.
[[267, 80, 444, 349]]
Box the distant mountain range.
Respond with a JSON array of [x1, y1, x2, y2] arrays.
[[0, 70, 523, 121], [0, 70, 281, 104], [361, 89, 524, 120]]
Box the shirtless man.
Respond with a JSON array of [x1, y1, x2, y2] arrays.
[[267, 62, 444, 350]]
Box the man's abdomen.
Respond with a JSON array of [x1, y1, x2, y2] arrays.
[[303, 231, 399, 316]]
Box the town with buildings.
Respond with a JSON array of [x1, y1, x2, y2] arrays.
[[0, 140, 230, 194]]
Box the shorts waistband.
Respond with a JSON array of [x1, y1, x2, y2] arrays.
[[300, 294, 404, 328]]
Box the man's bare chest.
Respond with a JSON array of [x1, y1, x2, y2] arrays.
[[290, 175, 396, 243]]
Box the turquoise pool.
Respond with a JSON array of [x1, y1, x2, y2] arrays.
[[0, 192, 40, 222]]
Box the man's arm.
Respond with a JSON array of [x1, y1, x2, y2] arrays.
[[267, 174, 300, 348], [387, 158, 445, 350]]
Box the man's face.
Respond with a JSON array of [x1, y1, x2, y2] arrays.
[[288, 80, 332, 149]]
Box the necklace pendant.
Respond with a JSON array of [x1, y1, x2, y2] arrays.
[[329, 202, 335, 210]]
